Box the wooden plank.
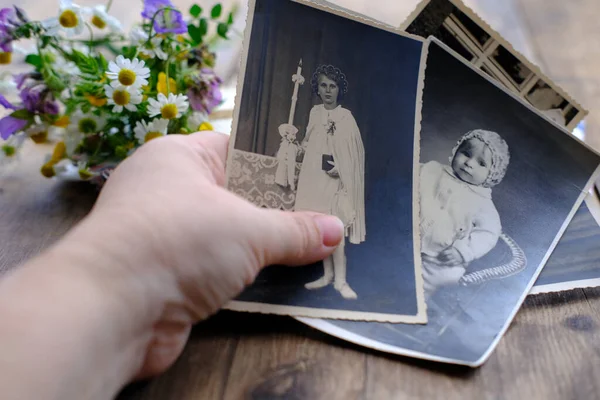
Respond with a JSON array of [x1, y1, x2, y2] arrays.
[[117, 314, 239, 400], [359, 289, 600, 399], [221, 313, 367, 400], [0, 142, 97, 275]]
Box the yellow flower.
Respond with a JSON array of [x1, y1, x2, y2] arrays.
[[157, 72, 177, 96], [30, 131, 49, 144], [40, 141, 67, 178], [0, 52, 12, 65], [199, 122, 213, 131], [85, 94, 108, 107], [53, 115, 70, 128]]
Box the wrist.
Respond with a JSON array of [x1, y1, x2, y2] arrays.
[[0, 210, 169, 399]]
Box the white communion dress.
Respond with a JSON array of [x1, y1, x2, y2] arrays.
[[294, 104, 366, 245]]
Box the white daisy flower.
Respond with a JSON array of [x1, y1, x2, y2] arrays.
[[129, 27, 168, 60], [0, 71, 17, 97], [187, 112, 209, 131], [0, 132, 26, 167], [69, 110, 107, 134], [134, 118, 170, 144], [42, 0, 85, 37], [147, 93, 189, 120], [86, 5, 122, 32], [106, 55, 150, 89], [104, 85, 143, 113], [52, 159, 81, 181]]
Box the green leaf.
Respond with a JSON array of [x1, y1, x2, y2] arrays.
[[199, 18, 208, 36], [217, 23, 228, 39], [9, 109, 33, 120], [190, 4, 202, 18], [70, 49, 99, 76], [42, 68, 67, 92], [188, 23, 203, 44], [97, 53, 108, 71], [121, 46, 137, 60], [227, 11, 234, 25], [211, 4, 222, 19], [25, 54, 42, 69]]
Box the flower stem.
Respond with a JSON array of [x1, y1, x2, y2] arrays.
[[144, 7, 178, 45], [165, 57, 172, 94], [85, 23, 95, 52], [106, 0, 114, 12]]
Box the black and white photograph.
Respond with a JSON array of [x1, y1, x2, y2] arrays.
[[224, 0, 427, 322], [400, 0, 587, 131], [530, 193, 600, 294], [300, 38, 600, 366]]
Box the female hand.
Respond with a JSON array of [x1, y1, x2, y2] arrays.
[[0, 132, 345, 400]]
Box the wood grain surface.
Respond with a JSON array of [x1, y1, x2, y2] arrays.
[[1, 0, 600, 399]]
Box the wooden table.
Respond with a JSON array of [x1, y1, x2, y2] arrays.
[[3, 0, 600, 398], [1, 137, 599, 400]]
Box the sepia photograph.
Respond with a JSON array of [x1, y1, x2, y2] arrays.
[[300, 38, 600, 365], [400, 0, 587, 131], [224, 0, 427, 322]]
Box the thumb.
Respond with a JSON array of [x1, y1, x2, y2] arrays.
[[253, 209, 345, 267]]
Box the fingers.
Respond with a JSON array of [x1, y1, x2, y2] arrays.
[[185, 130, 230, 164], [183, 131, 230, 186], [252, 209, 345, 267]]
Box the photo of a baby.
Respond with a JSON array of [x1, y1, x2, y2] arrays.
[[420, 129, 512, 295], [302, 39, 600, 365]]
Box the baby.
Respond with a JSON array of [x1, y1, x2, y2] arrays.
[[419, 129, 510, 294]]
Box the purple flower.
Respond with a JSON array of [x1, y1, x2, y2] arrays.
[[0, 93, 15, 110], [0, 8, 17, 52], [187, 69, 223, 115], [141, 0, 173, 19], [0, 115, 27, 140], [19, 84, 59, 115], [154, 8, 187, 34], [141, 0, 186, 34]]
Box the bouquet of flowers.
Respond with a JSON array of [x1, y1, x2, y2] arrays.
[[0, 0, 234, 185]]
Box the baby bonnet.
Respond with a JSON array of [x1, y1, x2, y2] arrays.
[[450, 129, 510, 188]]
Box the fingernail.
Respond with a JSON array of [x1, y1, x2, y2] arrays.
[[314, 215, 344, 247]]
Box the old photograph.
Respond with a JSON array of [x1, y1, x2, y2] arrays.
[[299, 38, 600, 365], [530, 193, 600, 294], [224, 0, 427, 322], [400, 0, 587, 131]]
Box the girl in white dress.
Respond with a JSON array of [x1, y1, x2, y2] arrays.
[[279, 65, 366, 299], [420, 129, 510, 294]]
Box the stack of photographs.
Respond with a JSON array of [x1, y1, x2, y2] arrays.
[[224, 0, 600, 366]]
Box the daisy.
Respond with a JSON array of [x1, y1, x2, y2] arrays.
[[129, 27, 168, 60], [134, 118, 169, 144], [42, 0, 85, 37], [147, 93, 189, 120], [104, 85, 143, 113], [86, 5, 121, 32], [106, 55, 150, 89], [187, 112, 213, 132], [0, 71, 17, 97], [69, 110, 107, 134], [0, 132, 26, 167]]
